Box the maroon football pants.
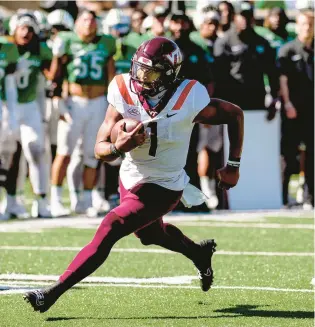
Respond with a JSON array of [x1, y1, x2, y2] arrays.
[[58, 182, 200, 293]]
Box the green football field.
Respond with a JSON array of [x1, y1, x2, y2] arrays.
[[0, 211, 313, 327]]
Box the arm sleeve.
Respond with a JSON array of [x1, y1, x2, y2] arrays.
[[109, 36, 117, 57], [190, 81, 211, 123], [40, 42, 53, 61], [5, 44, 18, 74]]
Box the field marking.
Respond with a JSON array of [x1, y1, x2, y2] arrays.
[[0, 274, 197, 285], [0, 281, 313, 295], [176, 222, 314, 229], [0, 209, 313, 233], [0, 245, 313, 257]]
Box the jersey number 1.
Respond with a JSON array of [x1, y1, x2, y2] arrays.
[[147, 122, 157, 157]]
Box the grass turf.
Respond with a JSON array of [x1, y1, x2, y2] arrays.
[[0, 210, 313, 326]]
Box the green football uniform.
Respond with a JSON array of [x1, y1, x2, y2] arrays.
[[0, 40, 19, 100], [54, 32, 116, 87], [142, 30, 172, 42], [113, 38, 134, 75], [16, 42, 52, 103], [123, 32, 146, 51]]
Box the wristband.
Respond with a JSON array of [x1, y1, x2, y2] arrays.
[[110, 143, 125, 158], [227, 157, 241, 168]]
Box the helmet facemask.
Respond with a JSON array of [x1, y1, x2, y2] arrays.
[[130, 59, 179, 97]]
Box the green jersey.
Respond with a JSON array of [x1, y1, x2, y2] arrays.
[[16, 42, 52, 103], [55, 32, 116, 86], [123, 32, 146, 50], [142, 31, 172, 42], [113, 38, 134, 75], [0, 40, 19, 100]]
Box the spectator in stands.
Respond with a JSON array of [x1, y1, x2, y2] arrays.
[[217, 1, 235, 37], [277, 10, 314, 208], [213, 1, 278, 110], [168, 11, 214, 211]]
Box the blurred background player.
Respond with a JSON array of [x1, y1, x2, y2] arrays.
[[123, 9, 147, 53], [255, 7, 294, 51], [50, 9, 116, 217], [46, 9, 74, 162], [277, 10, 314, 208], [214, 1, 279, 111], [0, 30, 20, 220], [168, 11, 214, 211], [142, 6, 170, 40], [2, 12, 53, 218], [191, 8, 222, 209]]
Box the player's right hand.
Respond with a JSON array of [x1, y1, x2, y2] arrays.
[[115, 123, 146, 153], [284, 102, 297, 119]]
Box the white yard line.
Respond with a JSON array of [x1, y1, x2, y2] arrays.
[[0, 245, 313, 257], [0, 277, 313, 295], [0, 220, 313, 233], [0, 274, 197, 285], [0, 209, 313, 233], [0, 273, 314, 294], [175, 222, 314, 229]]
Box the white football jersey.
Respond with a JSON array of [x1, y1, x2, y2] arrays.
[[107, 73, 210, 191]]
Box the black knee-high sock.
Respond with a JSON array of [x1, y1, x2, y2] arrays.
[[151, 223, 201, 261], [6, 142, 22, 195]]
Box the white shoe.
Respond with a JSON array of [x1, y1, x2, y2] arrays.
[[2, 195, 30, 219], [31, 198, 52, 218], [206, 195, 219, 210], [92, 190, 110, 213], [74, 200, 99, 218], [303, 202, 313, 210], [296, 187, 304, 204], [92, 190, 110, 212], [0, 211, 10, 221], [51, 201, 71, 218]]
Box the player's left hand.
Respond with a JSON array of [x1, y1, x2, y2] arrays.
[[216, 165, 240, 190]]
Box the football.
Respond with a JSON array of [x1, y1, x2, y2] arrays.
[[110, 118, 144, 143]]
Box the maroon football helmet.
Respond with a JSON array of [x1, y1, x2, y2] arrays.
[[130, 37, 183, 97]]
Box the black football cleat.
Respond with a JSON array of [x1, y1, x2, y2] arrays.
[[23, 289, 57, 313], [194, 239, 217, 292]]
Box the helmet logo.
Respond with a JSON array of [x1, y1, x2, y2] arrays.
[[138, 56, 153, 67], [165, 48, 182, 66]]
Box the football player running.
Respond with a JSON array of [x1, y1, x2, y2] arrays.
[[49, 9, 116, 217], [2, 12, 53, 218], [24, 37, 244, 312]]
